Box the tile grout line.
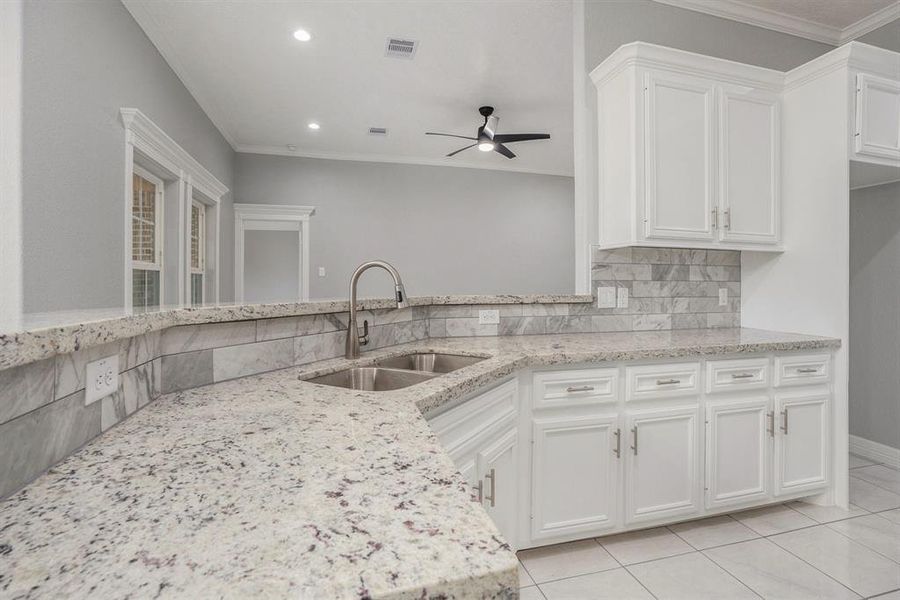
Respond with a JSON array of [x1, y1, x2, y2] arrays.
[[824, 514, 900, 566], [766, 531, 872, 598]]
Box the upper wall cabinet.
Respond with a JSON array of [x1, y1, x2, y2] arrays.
[[853, 73, 900, 164], [591, 43, 783, 252]]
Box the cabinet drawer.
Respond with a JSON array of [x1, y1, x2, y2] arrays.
[[428, 379, 518, 455], [706, 357, 769, 393], [774, 354, 830, 388], [626, 363, 700, 400], [533, 368, 618, 409]]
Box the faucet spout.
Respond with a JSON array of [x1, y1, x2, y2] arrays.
[[345, 260, 408, 359]]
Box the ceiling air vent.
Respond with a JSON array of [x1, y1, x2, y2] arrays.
[[368, 127, 388, 136], [385, 37, 417, 59]]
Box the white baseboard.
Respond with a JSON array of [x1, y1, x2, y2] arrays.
[[850, 434, 900, 470]]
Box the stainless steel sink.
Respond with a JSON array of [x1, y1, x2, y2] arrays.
[[374, 353, 486, 373], [306, 367, 437, 391]]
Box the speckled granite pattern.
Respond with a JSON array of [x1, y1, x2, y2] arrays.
[[0, 328, 838, 599], [1, 295, 592, 371]]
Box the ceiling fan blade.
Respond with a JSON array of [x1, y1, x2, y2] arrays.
[[491, 133, 550, 144], [494, 143, 516, 159], [446, 144, 477, 157], [426, 132, 477, 141]]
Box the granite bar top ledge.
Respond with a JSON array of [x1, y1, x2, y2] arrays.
[[0, 328, 840, 598]]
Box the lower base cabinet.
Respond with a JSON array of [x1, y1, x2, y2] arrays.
[[625, 405, 701, 524], [531, 414, 619, 539], [428, 353, 832, 552]]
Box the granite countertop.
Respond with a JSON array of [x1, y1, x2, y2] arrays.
[[0, 328, 840, 599], [0, 294, 593, 371]]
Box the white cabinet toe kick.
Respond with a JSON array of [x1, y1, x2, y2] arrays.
[[426, 351, 834, 551]]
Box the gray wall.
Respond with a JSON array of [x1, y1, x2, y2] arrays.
[[849, 182, 900, 450], [857, 18, 900, 53], [243, 230, 300, 303], [235, 154, 575, 299], [22, 0, 235, 313]]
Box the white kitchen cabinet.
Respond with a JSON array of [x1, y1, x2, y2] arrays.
[[774, 389, 829, 496], [531, 414, 619, 539], [624, 405, 701, 524], [644, 72, 716, 242], [854, 73, 900, 163], [719, 89, 780, 245], [477, 427, 518, 547], [705, 397, 771, 509], [590, 43, 783, 251]]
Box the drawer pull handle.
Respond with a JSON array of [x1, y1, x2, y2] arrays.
[[566, 385, 595, 393], [731, 373, 755, 379], [767, 411, 775, 437], [630, 426, 638, 455], [475, 480, 483, 503], [781, 409, 789, 435], [613, 428, 621, 458], [656, 378, 681, 385], [484, 468, 496, 507], [797, 368, 818, 374]]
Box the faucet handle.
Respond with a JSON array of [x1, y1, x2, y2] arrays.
[[359, 319, 369, 346]]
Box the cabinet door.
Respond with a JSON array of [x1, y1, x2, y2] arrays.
[[531, 414, 619, 540], [625, 405, 701, 524], [643, 71, 716, 242], [706, 397, 771, 509], [855, 73, 900, 162], [774, 390, 829, 496], [477, 427, 518, 548], [719, 90, 780, 245]]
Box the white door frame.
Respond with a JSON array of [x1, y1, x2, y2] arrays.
[[233, 203, 315, 303]]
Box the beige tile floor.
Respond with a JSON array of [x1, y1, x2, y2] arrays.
[[517, 454, 900, 600]]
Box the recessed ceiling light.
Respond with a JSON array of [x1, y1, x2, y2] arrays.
[[286, 144, 297, 151], [478, 142, 494, 152], [307, 122, 320, 130], [293, 29, 312, 42]]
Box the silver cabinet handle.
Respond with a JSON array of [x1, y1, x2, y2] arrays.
[[712, 207, 718, 229], [724, 208, 731, 230], [731, 372, 755, 379], [566, 385, 595, 393], [767, 411, 775, 437], [656, 378, 681, 385], [484, 468, 496, 508], [780, 409, 789, 435], [630, 426, 638, 455], [613, 428, 621, 458], [797, 367, 818, 374], [475, 480, 483, 503]]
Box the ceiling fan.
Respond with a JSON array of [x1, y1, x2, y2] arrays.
[[425, 106, 550, 159]]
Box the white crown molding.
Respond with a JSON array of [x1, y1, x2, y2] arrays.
[[233, 203, 316, 219], [235, 144, 575, 178], [120, 108, 229, 199], [652, 0, 900, 47], [784, 42, 900, 91], [122, 0, 239, 150]]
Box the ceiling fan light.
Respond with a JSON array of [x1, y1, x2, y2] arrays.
[[478, 142, 494, 152]]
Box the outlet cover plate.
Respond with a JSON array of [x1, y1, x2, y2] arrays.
[[718, 288, 728, 306], [85, 355, 119, 406], [478, 309, 500, 325]]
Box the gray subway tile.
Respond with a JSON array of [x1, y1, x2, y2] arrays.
[[633, 314, 673, 331], [55, 340, 119, 401], [708, 312, 741, 328], [427, 318, 447, 338], [100, 361, 159, 432], [256, 313, 344, 341], [690, 265, 741, 282], [592, 315, 632, 332], [445, 318, 498, 337], [160, 321, 256, 355], [213, 339, 294, 382], [428, 305, 478, 318], [673, 314, 708, 330], [161, 350, 213, 393], [0, 357, 56, 425], [521, 304, 570, 317], [706, 250, 741, 266], [651, 265, 691, 281], [591, 263, 653, 281], [0, 390, 101, 500], [546, 316, 593, 334], [498, 316, 547, 336], [294, 330, 345, 365], [591, 247, 632, 264]]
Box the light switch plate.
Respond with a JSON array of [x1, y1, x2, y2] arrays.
[[478, 309, 500, 325], [597, 287, 617, 308], [318, 266, 326, 277], [617, 287, 629, 308], [85, 355, 119, 406], [718, 288, 728, 306]]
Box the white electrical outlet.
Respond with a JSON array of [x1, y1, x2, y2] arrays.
[[478, 309, 500, 325], [318, 266, 326, 277], [719, 288, 728, 306], [617, 287, 629, 308], [597, 287, 617, 308], [85, 355, 119, 405]]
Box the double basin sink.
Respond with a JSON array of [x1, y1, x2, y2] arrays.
[[306, 353, 485, 391]]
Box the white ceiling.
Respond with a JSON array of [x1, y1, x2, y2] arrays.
[[655, 0, 900, 45], [124, 0, 574, 177]]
